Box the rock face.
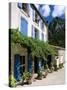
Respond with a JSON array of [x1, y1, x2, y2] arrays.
[[48, 17, 65, 48]]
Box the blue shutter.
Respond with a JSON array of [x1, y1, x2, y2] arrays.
[[20, 17, 28, 36], [17, 3, 22, 9], [14, 54, 20, 81], [28, 54, 32, 73]]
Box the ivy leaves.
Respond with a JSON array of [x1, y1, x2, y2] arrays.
[[10, 29, 57, 59]]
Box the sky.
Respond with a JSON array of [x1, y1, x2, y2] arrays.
[[35, 4, 65, 23]]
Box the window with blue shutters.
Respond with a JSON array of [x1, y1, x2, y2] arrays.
[[20, 17, 28, 36], [42, 33, 44, 41]]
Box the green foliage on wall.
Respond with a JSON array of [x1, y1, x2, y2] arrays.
[[10, 28, 57, 60]]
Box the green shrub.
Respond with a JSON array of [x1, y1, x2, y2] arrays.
[[9, 75, 16, 87], [22, 72, 32, 80], [37, 70, 42, 77], [44, 64, 48, 69], [10, 29, 58, 60]]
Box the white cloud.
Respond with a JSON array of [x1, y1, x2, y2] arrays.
[[52, 6, 65, 17], [40, 5, 51, 17]]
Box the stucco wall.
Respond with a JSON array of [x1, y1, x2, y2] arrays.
[[58, 50, 65, 64], [9, 2, 48, 42], [9, 3, 20, 29]]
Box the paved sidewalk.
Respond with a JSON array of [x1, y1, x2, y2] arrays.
[[17, 67, 65, 87]]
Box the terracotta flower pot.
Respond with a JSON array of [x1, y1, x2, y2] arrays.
[[27, 79, 32, 84]]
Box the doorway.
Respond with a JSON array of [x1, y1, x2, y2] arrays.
[[34, 57, 38, 73]]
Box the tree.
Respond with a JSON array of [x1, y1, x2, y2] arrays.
[[48, 17, 65, 48]]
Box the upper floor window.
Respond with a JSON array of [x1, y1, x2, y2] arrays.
[[42, 33, 44, 41], [42, 22, 44, 31], [18, 3, 22, 9], [32, 25, 35, 38], [18, 3, 28, 13], [35, 12, 38, 23], [35, 28, 39, 40], [22, 3, 28, 13], [32, 26, 39, 40]]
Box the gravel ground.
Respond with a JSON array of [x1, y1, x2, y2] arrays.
[[17, 67, 65, 87]]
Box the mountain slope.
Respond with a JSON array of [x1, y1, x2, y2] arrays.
[[48, 17, 65, 48]]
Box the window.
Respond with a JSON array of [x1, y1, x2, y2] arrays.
[[32, 26, 39, 40], [18, 3, 22, 9], [23, 56, 25, 64], [22, 3, 27, 12], [35, 29, 38, 39], [20, 17, 28, 36], [20, 56, 26, 75], [32, 10, 35, 21], [42, 22, 44, 30], [42, 33, 44, 41], [35, 28, 39, 39], [35, 12, 39, 25], [32, 25, 35, 38]]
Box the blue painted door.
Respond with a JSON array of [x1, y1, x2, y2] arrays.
[[28, 54, 32, 73], [20, 17, 28, 36], [14, 54, 20, 81]]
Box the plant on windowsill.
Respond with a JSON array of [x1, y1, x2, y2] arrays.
[[9, 74, 17, 87]]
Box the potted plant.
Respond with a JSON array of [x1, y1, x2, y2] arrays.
[[44, 64, 48, 78], [21, 73, 26, 85], [9, 74, 17, 87], [37, 70, 42, 80], [23, 72, 32, 84]]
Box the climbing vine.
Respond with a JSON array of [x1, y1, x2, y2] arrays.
[[10, 28, 58, 60]]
